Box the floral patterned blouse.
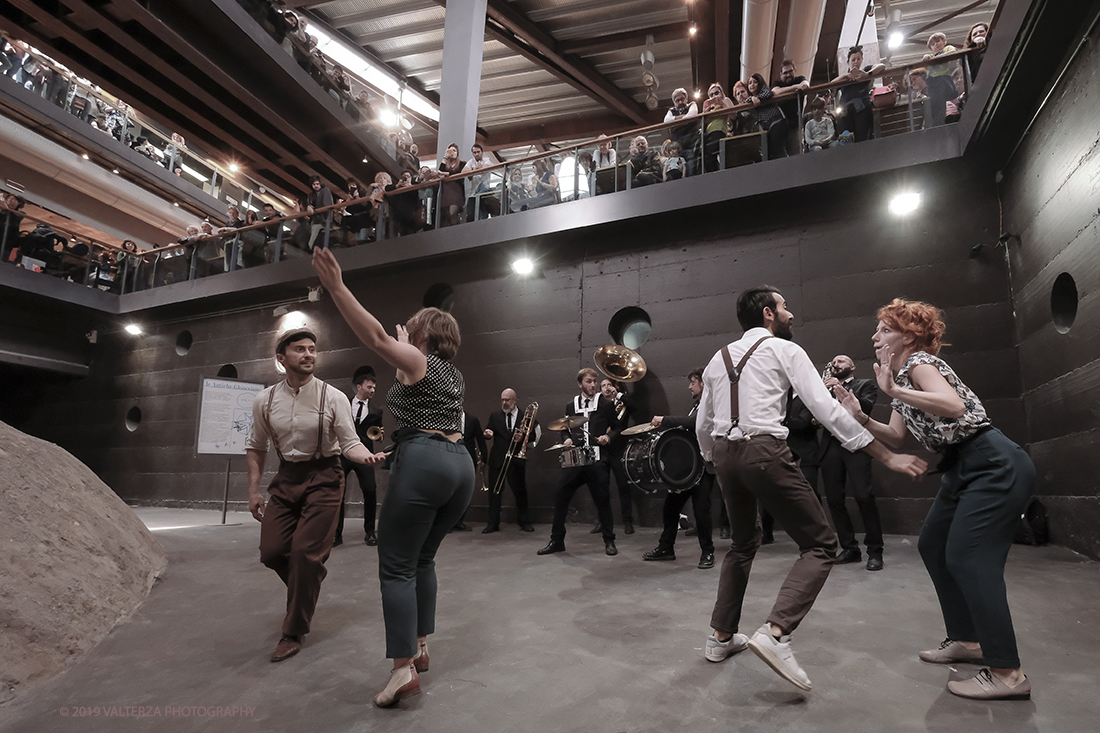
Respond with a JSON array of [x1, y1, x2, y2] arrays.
[[891, 352, 991, 452]]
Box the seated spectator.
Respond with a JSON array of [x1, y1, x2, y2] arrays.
[[103, 103, 132, 144], [701, 82, 735, 171], [831, 45, 885, 143], [505, 167, 530, 211], [745, 73, 789, 158], [663, 140, 685, 181], [524, 158, 559, 208], [664, 87, 699, 176], [628, 136, 662, 187], [804, 98, 836, 151], [132, 136, 159, 162]]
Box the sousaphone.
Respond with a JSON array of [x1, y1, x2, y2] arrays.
[[593, 345, 647, 383]]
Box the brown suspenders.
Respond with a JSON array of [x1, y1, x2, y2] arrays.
[[720, 336, 772, 433], [262, 381, 329, 461]]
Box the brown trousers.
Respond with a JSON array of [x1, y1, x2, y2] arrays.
[[710, 435, 838, 636], [258, 456, 344, 637]]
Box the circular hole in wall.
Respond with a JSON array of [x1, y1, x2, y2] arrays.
[[1050, 272, 1078, 334], [125, 406, 142, 432], [217, 364, 238, 378], [423, 283, 456, 312], [175, 330, 193, 356], [608, 307, 652, 350]]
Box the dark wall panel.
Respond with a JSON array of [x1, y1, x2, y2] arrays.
[[1002, 19, 1100, 559]]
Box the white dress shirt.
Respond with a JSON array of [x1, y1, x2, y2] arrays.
[[247, 377, 362, 460], [696, 327, 872, 463], [352, 398, 369, 423]]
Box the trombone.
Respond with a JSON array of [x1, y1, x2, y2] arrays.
[[491, 402, 538, 494]]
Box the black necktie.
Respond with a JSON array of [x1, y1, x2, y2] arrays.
[[584, 398, 590, 409], [506, 412, 512, 431], [356, 401, 364, 422]]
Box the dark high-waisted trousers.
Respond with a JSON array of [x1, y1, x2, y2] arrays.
[[918, 428, 1034, 669], [377, 432, 475, 658]]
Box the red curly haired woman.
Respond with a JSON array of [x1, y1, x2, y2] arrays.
[[834, 299, 1034, 701]]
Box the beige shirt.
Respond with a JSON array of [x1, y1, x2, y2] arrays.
[[246, 377, 362, 461]]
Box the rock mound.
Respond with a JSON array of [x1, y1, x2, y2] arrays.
[[0, 421, 167, 706]]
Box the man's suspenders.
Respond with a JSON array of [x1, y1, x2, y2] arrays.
[[262, 381, 329, 461], [720, 336, 771, 433]]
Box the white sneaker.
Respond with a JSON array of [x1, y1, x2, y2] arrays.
[[747, 624, 812, 690], [705, 633, 749, 662]]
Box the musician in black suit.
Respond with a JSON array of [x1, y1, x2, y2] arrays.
[[642, 368, 716, 569], [335, 366, 384, 546], [598, 378, 636, 534], [538, 368, 619, 556], [820, 354, 883, 570], [482, 389, 540, 533]]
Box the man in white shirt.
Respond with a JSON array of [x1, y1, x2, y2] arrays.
[[696, 286, 926, 691], [246, 328, 382, 663], [462, 143, 500, 220]]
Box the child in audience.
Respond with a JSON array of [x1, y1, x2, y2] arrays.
[[663, 141, 685, 181], [804, 99, 836, 151]]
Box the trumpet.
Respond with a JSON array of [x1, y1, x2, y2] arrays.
[[492, 402, 538, 494], [366, 425, 385, 442]]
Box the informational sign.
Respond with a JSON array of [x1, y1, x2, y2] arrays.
[[195, 378, 265, 456]]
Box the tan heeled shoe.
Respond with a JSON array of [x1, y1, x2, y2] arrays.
[[373, 661, 420, 708], [413, 639, 429, 673]]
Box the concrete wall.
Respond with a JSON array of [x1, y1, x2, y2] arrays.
[[1000, 20, 1100, 560], [15, 160, 1016, 535]]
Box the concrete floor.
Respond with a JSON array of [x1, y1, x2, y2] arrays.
[[1, 507, 1097, 733]]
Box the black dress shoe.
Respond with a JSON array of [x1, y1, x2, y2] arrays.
[[642, 547, 675, 561], [719, 527, 731, 540], [684, 526, 698, 537], [365, 532, 377, 546], [454, 522, 472, 532], [589, 523, 603, 534], [833, 548, 862, 565], [624, 521, 634, 535], [332, 536, 343, 547], [698, 551, 715, 569], [866, 554, 884, 571], [519, 523, 535, 532], [604, 540, 618, 556], [537, 540, 565, 555], [482, 525, 500, 534]]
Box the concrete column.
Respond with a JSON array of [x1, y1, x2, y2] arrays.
[[436, 0, 487, 163]]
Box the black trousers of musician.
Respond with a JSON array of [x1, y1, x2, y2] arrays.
[[487, 459, 530, 527], [918, 428, 1034, 669], [711, 436, 837, 636], [551, 462, 615, 543], [258, 456, 344, 638], [335, 457, 376, 542], [607, 450, 633, 525], [659, 472, 714, 553], [821, 439, 882, 555], [378, 433, 475, 659]]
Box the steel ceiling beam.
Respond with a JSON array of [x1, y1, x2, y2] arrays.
[[557, 22, 691, 56]]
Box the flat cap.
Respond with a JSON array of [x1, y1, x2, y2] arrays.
[[275, 327, 317, 355]]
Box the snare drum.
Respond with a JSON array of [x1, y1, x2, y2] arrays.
[[559, 445, 596, 468], [622, 427, 703, 493]]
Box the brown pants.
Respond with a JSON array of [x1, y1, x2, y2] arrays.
[[258, 456, 344, 637], [710, 436, 837, 636]]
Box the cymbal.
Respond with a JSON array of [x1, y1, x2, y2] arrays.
[[547, 415, 588, 431], [545, 443, 569, 451], [621, 423, 658, 436]]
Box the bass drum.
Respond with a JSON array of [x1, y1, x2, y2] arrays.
[[622, 427, 703, 494]]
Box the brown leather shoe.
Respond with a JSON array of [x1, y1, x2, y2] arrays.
[[270, 635, 302, 662], [413, 639, 430, 673], [947, 668, 1031, 700], [919, 638, 983, 664]]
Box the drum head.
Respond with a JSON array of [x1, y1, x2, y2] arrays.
[[655, 429, 703, 492]]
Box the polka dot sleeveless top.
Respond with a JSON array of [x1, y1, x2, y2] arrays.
[[387, 353, 464, 433]]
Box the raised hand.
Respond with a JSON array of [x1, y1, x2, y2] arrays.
[[395, 324, 410, 344], [311, 246, 343, 290], [832, 384, 863, 419], [873, 346, 899, 397]]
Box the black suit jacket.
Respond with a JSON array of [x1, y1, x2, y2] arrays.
[[661, 403, 699, 434], [784, 395, 822, 466], [351, 400, 384, 452], [485, 410, 540, 468], [605, 394, 637, 454], [461, 413, 487, 465], [559, 394, 616, 462], [822, 377, 878, 445]]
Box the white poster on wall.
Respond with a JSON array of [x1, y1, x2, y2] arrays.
[[195, 378, 265, 456]]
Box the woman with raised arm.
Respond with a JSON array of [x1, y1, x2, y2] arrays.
[[834, 299, 1034, 701], [312, 247, 475, 708]]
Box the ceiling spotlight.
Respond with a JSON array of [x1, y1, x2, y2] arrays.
[[645, 92, 660, 110], [81, 153, 89, 160], [836, 106, 844, 117], [173, 202, 180, 207], [112, 168, 120, 174], [693, 89, 701, 99], [889, 191, 922, 216], [887, 31, 904, 50], [642, 70, 659, 88], [689, 24, 697, 36], [511, 257, 534, 276], [228, 163, 240, 173], [362, 156, 369, 163], [124, 323, 144, 335], [379, 108, 399, 128]]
